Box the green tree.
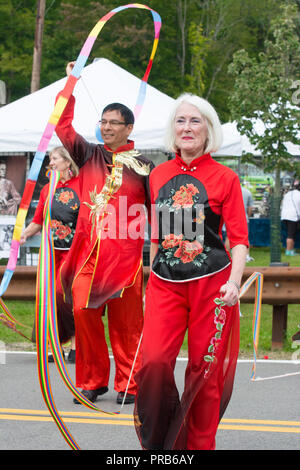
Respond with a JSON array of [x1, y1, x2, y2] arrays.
[[188, 0, 287, 120], [228, 2, 300, 263], [0, 0, 37, 101]]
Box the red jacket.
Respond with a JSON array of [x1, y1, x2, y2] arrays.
[[55, 92, 154, 307], [149, 152, 249, 282]]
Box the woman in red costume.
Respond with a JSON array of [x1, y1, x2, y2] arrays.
[[21, 146, 80, 361], [134, 94, 248, 450]]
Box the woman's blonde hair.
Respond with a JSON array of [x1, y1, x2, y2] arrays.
[[164, 93, 223, 154], [49, 146, 79, 177]]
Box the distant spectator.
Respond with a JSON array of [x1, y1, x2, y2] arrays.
[[281, 180, 300, 256], [241, 186, 254, 262]]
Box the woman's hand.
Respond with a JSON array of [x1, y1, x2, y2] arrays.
[[20, 233, 27, 246], [219, 244, 247, 306], [219, 281, 239, 306]]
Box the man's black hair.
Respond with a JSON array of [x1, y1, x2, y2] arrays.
[[102, 103, 135, 125]]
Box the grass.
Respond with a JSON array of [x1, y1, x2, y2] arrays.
[[0, 247, 299, 359], [246, 246, 300, 267]]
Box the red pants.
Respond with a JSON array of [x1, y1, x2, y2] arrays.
[[134, 266, 239, 450], [72, 258, 144, 393]]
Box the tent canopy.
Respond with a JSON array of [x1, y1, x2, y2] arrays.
[[0, 58, 176, 152], [0, 58, 298, 157]]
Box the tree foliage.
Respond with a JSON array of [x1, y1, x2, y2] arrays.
[[228, 2, 300, 176], [227, 2, 300, 262], [0, 0, 297, 124]]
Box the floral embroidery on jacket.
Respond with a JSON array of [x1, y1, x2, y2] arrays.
[[157, 183, 210, 267], [55, 190, 76, 207], [51, 219, 74, 243], [158, 183, 200, 212], [172, 183, 199, 209]]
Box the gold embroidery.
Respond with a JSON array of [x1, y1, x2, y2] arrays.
[[84, 150, 150, 239]]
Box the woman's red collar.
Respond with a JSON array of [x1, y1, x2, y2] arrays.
[[175, 151, 212, 168]]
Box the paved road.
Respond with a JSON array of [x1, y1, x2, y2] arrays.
[[0, 350, 299, 451]]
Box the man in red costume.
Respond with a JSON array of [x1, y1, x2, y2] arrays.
[[55, 62, 154, 405]]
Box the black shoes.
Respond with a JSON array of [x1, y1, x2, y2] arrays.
[[73, 386, 108, 404], [116, 392, 135, 405], [48, 350, 65, 363], [72, 388, 135, 405], [48, 349, 76, 363], [68, 349, 76, 363]]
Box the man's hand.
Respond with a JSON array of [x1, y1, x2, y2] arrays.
[[66, 61, 76, 77]]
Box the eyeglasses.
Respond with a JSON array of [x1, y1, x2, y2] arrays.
[[99, 119, 127, 127]]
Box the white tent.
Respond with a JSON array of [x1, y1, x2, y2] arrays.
[[0, 58, 176, 152], [0, 58, 244, 156]]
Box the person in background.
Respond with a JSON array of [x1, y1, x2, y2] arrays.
[[134, 93, 248, 450], [20, 146, 80, 362], [241, 185, 254, 262], [281, 179, 300, 256]]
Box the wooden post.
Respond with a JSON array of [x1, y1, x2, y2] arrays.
[[272, 304, 288, 349], [31, 0, 46, 93]]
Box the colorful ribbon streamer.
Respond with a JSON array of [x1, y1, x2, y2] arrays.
[[35, 169, 80, 449], [0, 298, 32, 341], [0, 3, 162, 450], [238, 271, 264, 380]]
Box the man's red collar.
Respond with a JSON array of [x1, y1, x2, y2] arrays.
[[104, 140, 134, 154]]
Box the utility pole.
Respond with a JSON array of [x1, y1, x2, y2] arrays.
[[31, 0, 46, 93]]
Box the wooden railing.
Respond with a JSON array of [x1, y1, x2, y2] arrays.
[[2, 265, 299, 349]]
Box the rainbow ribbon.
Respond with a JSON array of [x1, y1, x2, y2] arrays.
[[0, 298, 32, 341], [0, 3, 161, 450], [239, 272, 264, 380]]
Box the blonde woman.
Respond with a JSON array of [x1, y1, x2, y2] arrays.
[[21, 146, 80, 362]]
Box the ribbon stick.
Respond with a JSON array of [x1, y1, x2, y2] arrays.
[[0, 3, 162, 450], [238, 272, 264, 381]]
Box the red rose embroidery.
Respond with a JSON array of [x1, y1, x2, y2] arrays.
[[210, 336, 221, 350], [172, 184, 199, 209], [55, 225, 72, 239], [161, 233, 184, 249], [215, 308, 226, 326], [174, 240, 203, 263], [51, 219, 62, 229], [58, 190, 74, 204]]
